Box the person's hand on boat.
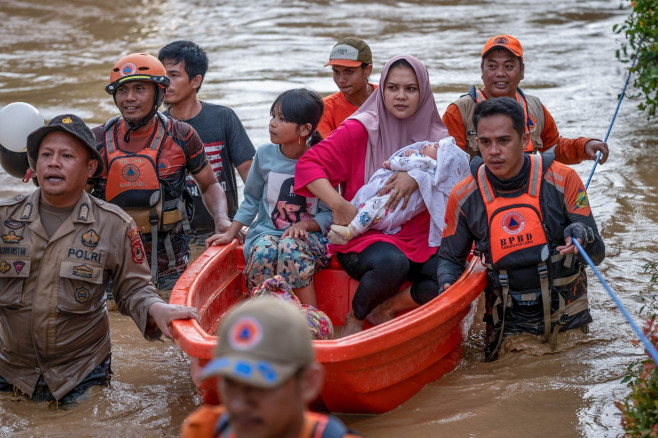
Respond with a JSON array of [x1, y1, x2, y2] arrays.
[[379, 171, 419, 212], [147, 302, 200, 340], [206, 220, 245, 248], [206, 233, 233, 248], [584, 139, 609, 164]]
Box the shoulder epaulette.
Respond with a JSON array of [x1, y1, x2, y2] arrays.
[[0, 194, 29, 207]]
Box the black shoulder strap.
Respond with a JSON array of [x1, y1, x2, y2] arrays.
[[540, 151, 555, 175], [460, 84, 478, 102], [103, 115, 120, 132], [470, 156, 484, 179]]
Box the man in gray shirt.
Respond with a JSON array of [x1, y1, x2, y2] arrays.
[[159, 40, 256, 243]]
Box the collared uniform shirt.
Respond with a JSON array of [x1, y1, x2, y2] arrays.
[[0, 190, 164, 400]]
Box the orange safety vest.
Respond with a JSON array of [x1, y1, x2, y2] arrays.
[[103, 117, 165, 210], [181, 405, 360, 438], [477, 154, 557, 352], [474, 154, 588, 357], [101, 115, 191, 281], [101, 115, 189, 233], [478, 153, 548, 269]]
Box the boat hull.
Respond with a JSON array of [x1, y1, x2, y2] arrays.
[[170, 240, 487, 414]]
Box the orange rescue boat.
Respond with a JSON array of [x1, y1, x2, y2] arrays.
[[170, 239, 487, 414]]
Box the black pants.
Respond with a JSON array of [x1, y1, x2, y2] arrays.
[[337, 241, 439, 320]]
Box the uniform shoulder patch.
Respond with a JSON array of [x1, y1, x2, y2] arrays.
[[131, 239, 145, 264], [574, 189, 589, 209]]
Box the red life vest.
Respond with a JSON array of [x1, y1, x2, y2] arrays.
[[101, 115, 190, 282], [103, 117, 166, 210]]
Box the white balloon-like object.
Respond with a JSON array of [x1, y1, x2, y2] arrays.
[[0, 102, 45, 152]]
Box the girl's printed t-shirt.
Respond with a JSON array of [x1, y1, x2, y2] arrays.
[[233, 142, 332, 260]]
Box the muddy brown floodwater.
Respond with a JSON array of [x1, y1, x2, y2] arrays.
[[1, 0, 657, 437]]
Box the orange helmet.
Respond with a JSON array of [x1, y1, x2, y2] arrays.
[[105, 53, 170, 95]]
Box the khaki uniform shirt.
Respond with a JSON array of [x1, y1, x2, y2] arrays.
[[0, 190, 164, 400]]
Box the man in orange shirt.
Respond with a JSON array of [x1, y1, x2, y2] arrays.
[[317, 37, 377, 139], [442, 34, 609, 164]]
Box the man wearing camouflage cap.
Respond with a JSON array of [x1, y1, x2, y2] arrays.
[[181, 297, 360, 438], [0, 114, 198, 407], [317, 37, 377, 139]]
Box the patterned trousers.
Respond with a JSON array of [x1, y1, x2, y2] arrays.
[[244, 232, 331, 291]]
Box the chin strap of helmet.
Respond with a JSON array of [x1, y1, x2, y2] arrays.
[[117, 85, 164, 143]]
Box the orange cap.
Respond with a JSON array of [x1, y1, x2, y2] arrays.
[[482, 35, 523, 61]]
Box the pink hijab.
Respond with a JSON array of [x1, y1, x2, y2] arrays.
[[349, 55, 448, 182]]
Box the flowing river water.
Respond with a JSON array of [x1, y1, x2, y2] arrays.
[[1, 0, 656, 436]]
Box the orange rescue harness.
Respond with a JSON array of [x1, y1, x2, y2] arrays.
[[478, 154, 548, 267], [102, 115, 191, 281], [104, 118, 164, 211], [477, 154, 558, 355]]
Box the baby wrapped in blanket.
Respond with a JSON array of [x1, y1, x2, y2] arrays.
[[328, 137, 469, 247]]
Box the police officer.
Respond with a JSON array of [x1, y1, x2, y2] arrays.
[[91, 53, 231, 290], [438, 98, 605, 361], [0, 114, 198, 406]]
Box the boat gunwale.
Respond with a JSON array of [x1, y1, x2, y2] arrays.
[[171, 240, 487, 362]]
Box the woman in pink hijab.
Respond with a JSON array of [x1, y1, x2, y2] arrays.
[[295, 55, 449, 336]]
